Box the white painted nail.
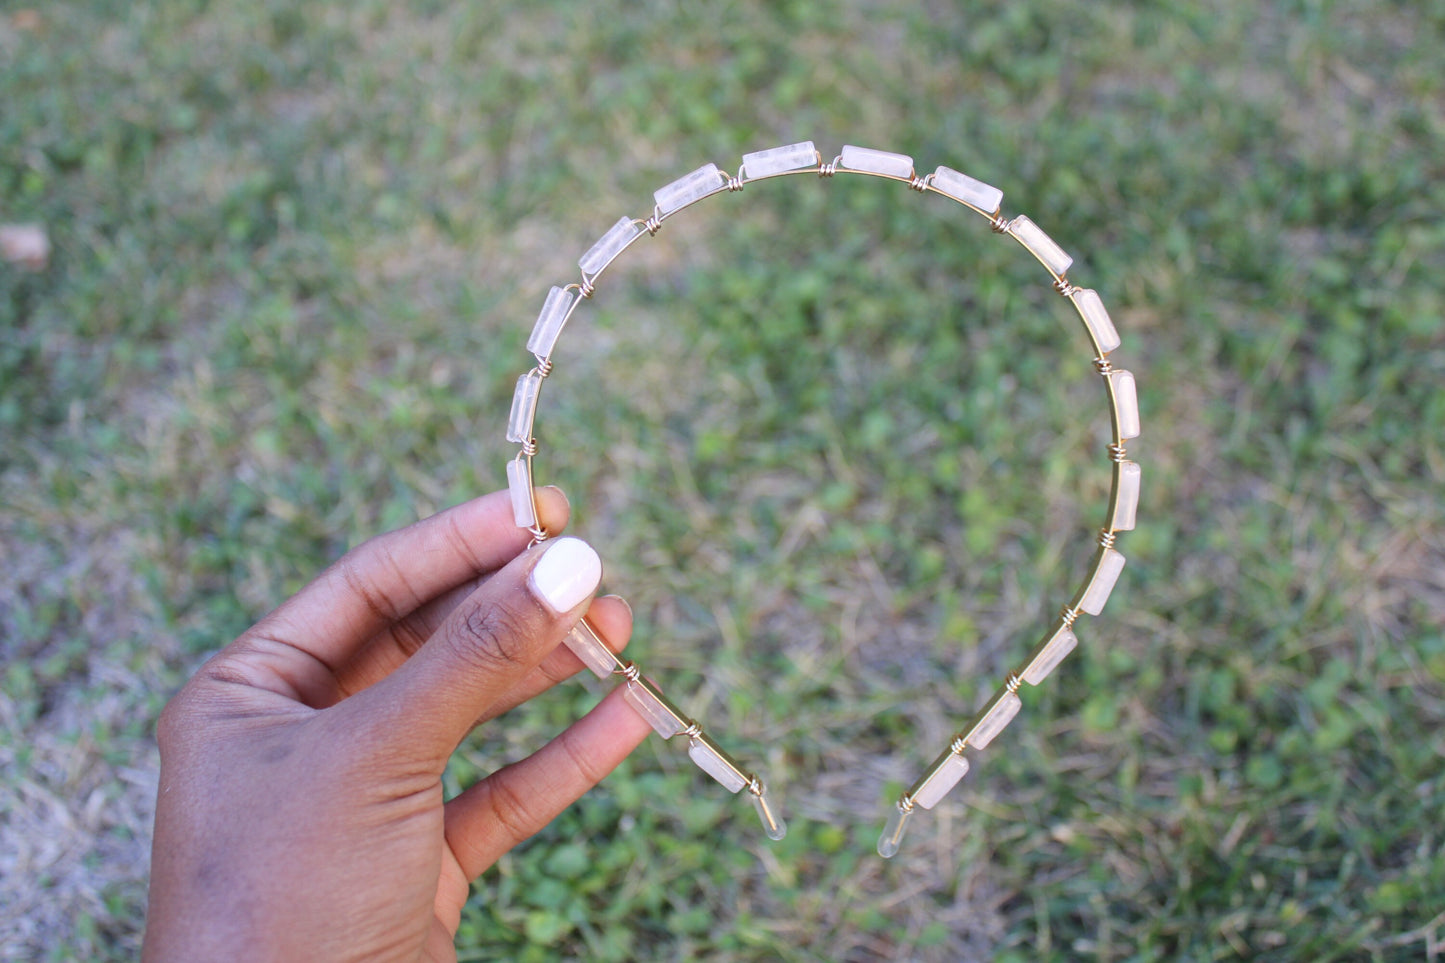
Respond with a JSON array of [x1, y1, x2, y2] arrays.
[[528, 537, 602, 614]]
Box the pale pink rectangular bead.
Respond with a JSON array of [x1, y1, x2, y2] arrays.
[[930, 165, 1003, 213], [688, 736, 747, 793], [1070, 288, 1121, 355], [623, 680, 685, 738], [839, 144, 915, 178], [740, 140, 818, 178], [967, 691, 1022, 749], [1111, 460, 1141, 532], [1008, 215, 1073, 276], [1022, 626, 1078, 686], [1110, 369, 1141, 440], [912, 751, 970, 810], [505, 458, 535, 529], [564, 622, 618, 680], [505, 371, 541, 444], [653, 163, 725, 214], [527, 285, 576, 359], [1078, 548, 1126, 616], [579, 216, 641, 275]]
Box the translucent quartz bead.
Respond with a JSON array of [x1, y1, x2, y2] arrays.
[[505, 457, 536, 529], [653, 163, 725, 215], [751, 790, 788, 841], [623, 679, 685, 739], [1007, 215, 1073, 277], [740, 140, 818, 178], [839, 144, 915, 179], [1070, 288, 1121, 355], [1022, 626, 1078, 686], [1110, 369, 1141, 440], [911, 750, 970, 810], [527, 285, 576, 359], [877, 804, 913, 859], [930, 165, 1003, 213], [579, 216, 641, 275], [966, 691, 1022, 750], [1078, 547, 1127, 616], [687, 735, 748, 793], [1111, 460, 1142, 532], [505, 370, 542, 444], [563, 621, 618, 680]]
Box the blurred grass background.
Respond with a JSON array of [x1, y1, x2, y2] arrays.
[[2, 1, 1443, 960]]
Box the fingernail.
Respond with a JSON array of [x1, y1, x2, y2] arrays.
[[529, 537, 602, 614], [603, 594, 633, 619], [541, 485, 571, 512]]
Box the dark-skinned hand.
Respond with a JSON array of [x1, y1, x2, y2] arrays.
[[143, 488, 650, 962]]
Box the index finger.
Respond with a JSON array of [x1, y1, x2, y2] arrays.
[[336, 535, 605, 761], [240, 488, 569, 688]]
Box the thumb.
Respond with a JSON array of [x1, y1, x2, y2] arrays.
[[340, 536, 604, 763]]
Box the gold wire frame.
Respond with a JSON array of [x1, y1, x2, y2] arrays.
[[502, 141, 1141, 857]]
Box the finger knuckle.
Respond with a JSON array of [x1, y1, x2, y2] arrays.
[[449, 602, 535, 674], [334, 550, 403, 623], [557, 728, 607, 786], [486, 777, 536, 845]]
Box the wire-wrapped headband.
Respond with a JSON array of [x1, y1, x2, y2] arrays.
[[502, 141, 1141, 857]]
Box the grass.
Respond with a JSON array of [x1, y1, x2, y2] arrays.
[[2, 0, 1443, 960]]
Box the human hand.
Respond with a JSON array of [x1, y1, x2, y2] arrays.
[[142, 488, 651, 962]]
